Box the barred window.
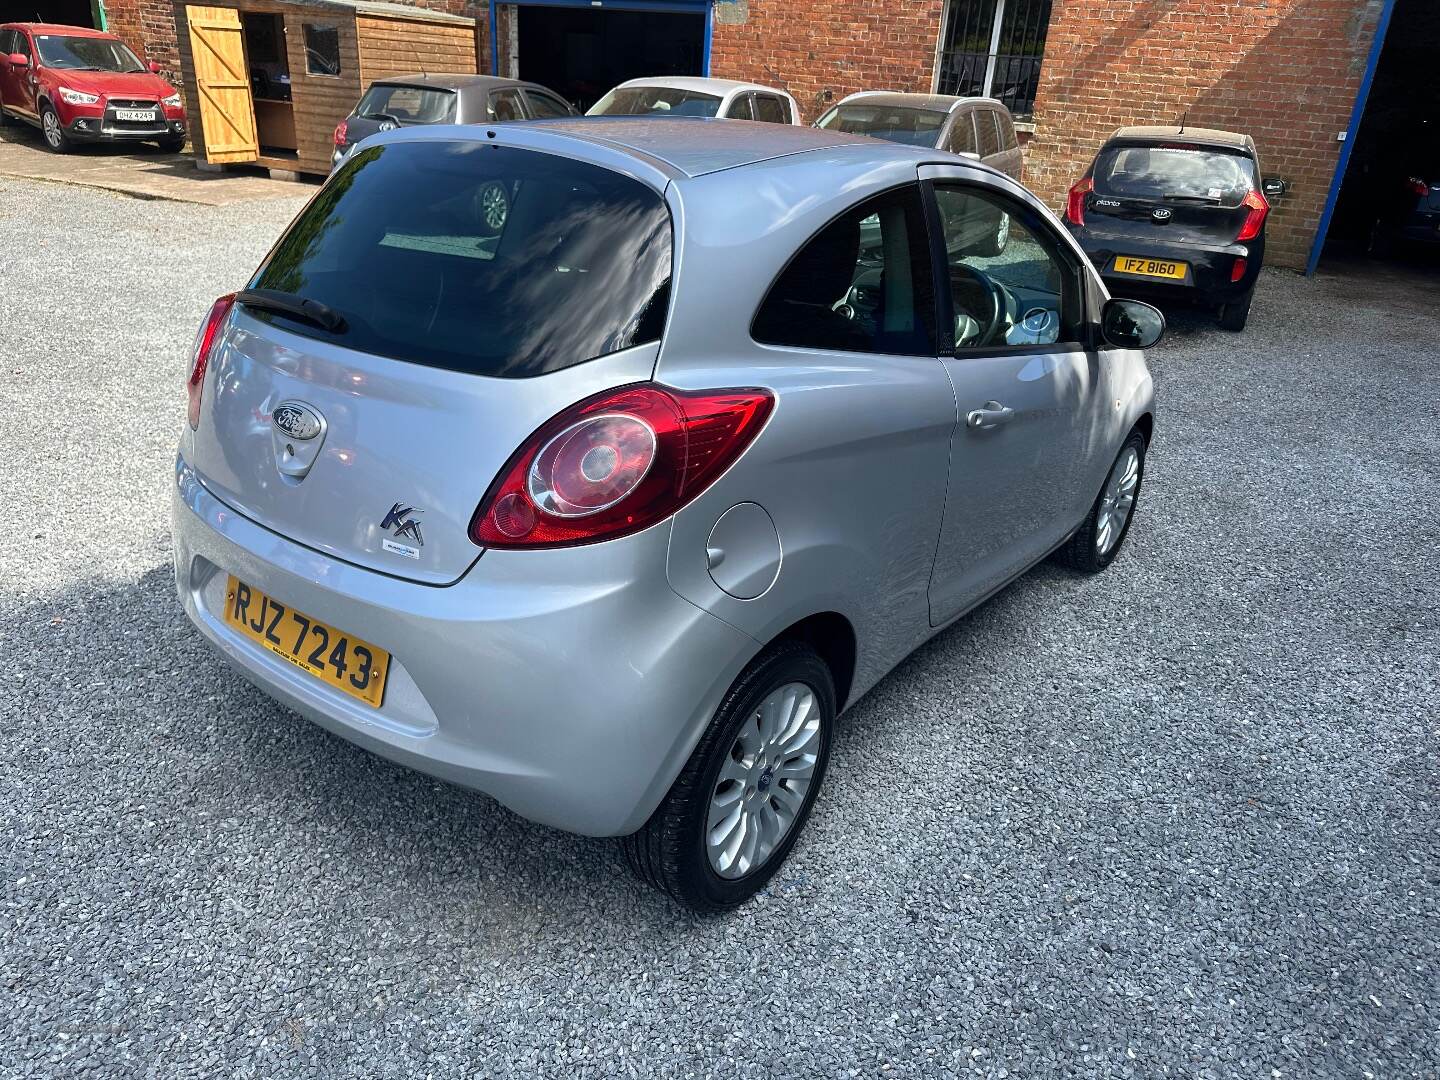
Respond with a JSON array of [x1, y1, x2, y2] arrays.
[[936, 0, 1051, 118]]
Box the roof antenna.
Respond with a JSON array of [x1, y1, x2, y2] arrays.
[[1179, 109, 1187, 134]]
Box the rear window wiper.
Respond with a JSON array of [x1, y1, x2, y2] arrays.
[[1161, 193, 1224, 204], [236, 289, 348, 334]]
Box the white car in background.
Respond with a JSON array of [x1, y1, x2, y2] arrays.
[[587, 76, 800, 125]]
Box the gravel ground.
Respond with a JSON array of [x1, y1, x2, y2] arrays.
[[2, 176, 1437, 1078]]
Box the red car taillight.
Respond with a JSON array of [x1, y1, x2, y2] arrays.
[[1236, 189, 1270, 242], [470, 383, 774, 549], [187, 294, 235, 429], [1408, 177, 1429, 198], [333, 120, 348, 146], [1065, 177, 1093, 226]]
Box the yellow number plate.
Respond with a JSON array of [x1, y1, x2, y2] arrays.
[[223, 576, 389, 708], [1113, 256, 1188, 280]]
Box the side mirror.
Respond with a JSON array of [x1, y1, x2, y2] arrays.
[[7, 52, 29, 67], [148, 60, 162, 73], [1261, 177, 1289, 198], [1100, 298, 1166, 350]]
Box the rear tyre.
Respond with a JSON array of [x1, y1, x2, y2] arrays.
[[621, 639, 835, 913], [1056, 431, 1146, 574], [40, 103, 70, 153], [1218, 288, 1253, 332]]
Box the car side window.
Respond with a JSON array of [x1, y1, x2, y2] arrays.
[[723, 93, 754, 120], [753, 185, 936, 357], [0, 31, 12, 54], [947, 112, 977, 155], [932, 184, 1081, 352], [525, 89, 570, 118], [488, 89, 524, 122], [998, 112, 1018, 151], [752, 94, 787, 124], [976, 111, 1001, 158]]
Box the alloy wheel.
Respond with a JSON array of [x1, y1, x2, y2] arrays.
[[43, 110, 61, 148], [1095, 445, 1140, 555], [479, 182, 509, 231], [705, 682, 821, 879]]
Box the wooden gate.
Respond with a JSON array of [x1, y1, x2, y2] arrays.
[[184, 5, 259, 164]]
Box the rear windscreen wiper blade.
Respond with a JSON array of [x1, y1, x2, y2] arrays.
[[1161, 194, 1223, 204], [235, 289, 348, 333]]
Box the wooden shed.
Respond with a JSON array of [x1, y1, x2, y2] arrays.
[[173, 0, 476, 176]]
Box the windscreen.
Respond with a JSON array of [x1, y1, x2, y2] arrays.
[[588, 86, 722, 117], [355, 84, 455, 124], [247, 141, 673, 378], [36, 35, 145, 72], [816, 105, 946, 147], [1093, 144, 1257, 206]]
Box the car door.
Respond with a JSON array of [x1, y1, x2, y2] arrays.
[[4, 30, 38, 119], [0, 31, 14, 113], [921, 166, 1105, 625]]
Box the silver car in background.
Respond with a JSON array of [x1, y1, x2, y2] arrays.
[[172, 119, 1160, 912]]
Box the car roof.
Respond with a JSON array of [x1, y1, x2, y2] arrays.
[[371, 73, 535, 92], [2, 22, 117, 38], [833, 91, 1002, 114], [517, 115, 887, 178], [613, 76, 789, 98], [1109, 125, 1254, 152]]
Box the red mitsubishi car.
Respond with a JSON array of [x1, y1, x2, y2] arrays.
[[0, 23, 186, 153]]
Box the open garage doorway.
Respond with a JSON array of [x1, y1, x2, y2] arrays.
[[514, 4, 706, 113], [0, 0, 97, 27], [1319, 0, 1439, 275]]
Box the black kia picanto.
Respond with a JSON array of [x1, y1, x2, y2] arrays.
[[1063, 125, 1286, 331]]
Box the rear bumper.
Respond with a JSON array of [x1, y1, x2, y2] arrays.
[[170, 453, 758, 836], [1068, 228, 1260, 302]]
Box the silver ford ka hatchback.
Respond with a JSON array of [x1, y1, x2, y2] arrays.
[[173, 118, 1160, 912]]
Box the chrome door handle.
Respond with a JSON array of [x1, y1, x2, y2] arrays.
[[966, 401, 1015, 430]]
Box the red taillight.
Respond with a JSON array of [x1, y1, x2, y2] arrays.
[[187, 294, 235, 429], [1236, 189, 1270, 242], [1230, 256, 1248, 283], [1065, 177, 1093, 226], [471, 383, 775, 549], [1409, 177, 1429, 198], [333, 120, 348, 146]]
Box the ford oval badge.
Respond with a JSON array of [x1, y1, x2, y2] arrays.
[[272, 401, 324, 441]]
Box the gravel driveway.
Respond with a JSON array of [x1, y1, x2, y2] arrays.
[[2, 177, 1436, 1078]]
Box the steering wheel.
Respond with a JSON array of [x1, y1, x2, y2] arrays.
[[949, 263, 1006, 348]]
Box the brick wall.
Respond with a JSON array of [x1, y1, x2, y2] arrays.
[[709, 0, 945, 123], [1025, 0, 1387, 268]]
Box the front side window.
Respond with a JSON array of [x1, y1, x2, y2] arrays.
[[302, 24, 340, 76], [754, 186, 936, 357], [815, 104, 947, 147], [355, 84, 454, 124], [588, 86, 722, 118], [487, 89, 524, 121], [1093, 144, 1257, 207], [525, 89, 571, 118], [976, 111, 1001, 157], [753, 94, 788, 124], [35, 34, 142, 71], [933, 185, 1078, 351], [947, 112, 977, 155], [248, 141, 672, 378]]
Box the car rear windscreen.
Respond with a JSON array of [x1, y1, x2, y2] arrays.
[[816, 105, 946, 147], [1093, 144, 1257, 206], [246, 141, 673, 378], [588, 87, 722, 117], [355, 84, 455, 124]]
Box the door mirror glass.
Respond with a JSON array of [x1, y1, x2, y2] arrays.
[[1261, 176, 1289, 198], [148, 60, 161, 73], [7, 52, 28, 67], [1100, 298, 1165, 349]]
